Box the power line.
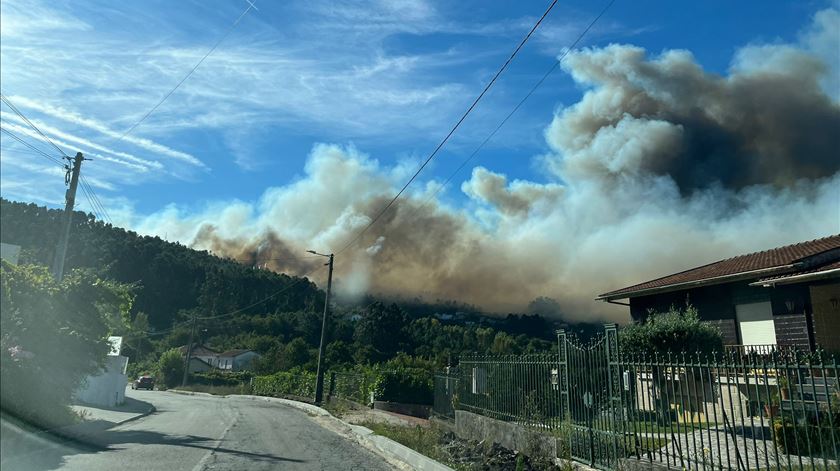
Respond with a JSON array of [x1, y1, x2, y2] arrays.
[[0, 93, 68, 158], [80, 175, 114, 225], [80, 179, 113, 225], [398, 0, 617, 224], [111, 1, 256, 145], [0, 127, 64, 166], [196, 264, 327, 321], [77, 180, 104, 221], [336, 0, 559, 255]]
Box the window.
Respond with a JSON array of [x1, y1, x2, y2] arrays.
[[735, 301, 777, 348]]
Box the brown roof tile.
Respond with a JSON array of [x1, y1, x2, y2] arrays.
[[598, 234, 840, 299]]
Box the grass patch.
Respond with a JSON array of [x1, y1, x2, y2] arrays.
[[357, 421, 469, 470]]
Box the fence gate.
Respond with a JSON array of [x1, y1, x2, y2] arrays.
[[558, 324, 624, 469]]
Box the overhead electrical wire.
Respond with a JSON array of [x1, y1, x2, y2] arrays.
[[398, 0, 617, 224], [195, 263, 327, 321], [0, 127, 64, 166], [1, 92, 120, 225], [77, 180, 104, 221], [110, 1, 256, 145], [335, 0, 559, 255], [80, 175, 114, 225], [1, 93, 68, 158]]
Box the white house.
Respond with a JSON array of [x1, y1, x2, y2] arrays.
[[187, 357, 214, 373], [0, 242, 21, 265], [75, 336, 129, 407], [216, 349, 261, 371], [178, 344, 219, 366]]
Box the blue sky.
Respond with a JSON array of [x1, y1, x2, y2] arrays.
[[0, 0, 830, 216], [2, 0, 838, 318]]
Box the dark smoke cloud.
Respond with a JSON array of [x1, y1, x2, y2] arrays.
[[547, 44, 840, 193]]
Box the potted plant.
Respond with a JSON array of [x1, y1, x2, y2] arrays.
[[778, 376, 789, 401]]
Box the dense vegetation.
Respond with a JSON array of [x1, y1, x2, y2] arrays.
[[1, 199, 569, 391], [619, 305, 723, 357], [0, 261, 132, 427]]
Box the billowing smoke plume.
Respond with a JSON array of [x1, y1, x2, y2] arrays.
[[135, 8, 840, 322]]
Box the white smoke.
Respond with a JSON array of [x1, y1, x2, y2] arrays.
[[134, 7, 840, 322]]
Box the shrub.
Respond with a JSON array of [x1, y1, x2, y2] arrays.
[[619, 305, 723, 357], [774, 400, 840, 456], [1, 262, 131, 429], [374, 368, 433, 405], [158, 348, 184, 389], [251, 368, 316, 398], [190, 370, 252, 387]]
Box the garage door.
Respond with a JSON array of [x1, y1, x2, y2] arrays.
[[735, 301, 777, 346]]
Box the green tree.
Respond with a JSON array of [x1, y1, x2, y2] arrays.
[[158, 348, 184, 388], [1, 261, 131, 428], [325, 340, 353, 369], [282, 337, 312, 370], [354, 303, 408, 362]]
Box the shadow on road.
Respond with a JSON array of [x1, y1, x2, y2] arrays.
[[2, 412, 304, 470], [81, 429, 305, 463], [73, 396, 154, 415]]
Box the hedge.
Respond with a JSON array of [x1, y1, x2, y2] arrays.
[[190, 370, 253, 387], [251, 369, 316, 398], [250, 366, 433, 405]]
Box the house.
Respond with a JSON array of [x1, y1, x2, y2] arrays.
[[597, 235, 840, 352], [187, 356, 214, 374], [178, 343, 219, 366], [216, 349, 260, 371], [0, 242, 21, 265], [75, 336, 129, 407]]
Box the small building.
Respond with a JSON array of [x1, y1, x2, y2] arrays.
[[75, 336, 129, 407], [597, 235, 840, 352], [216, 349, 260, 371], [0, 242, 21, 265], [187, 356, 214, 374], [178, 343, 219, 366]]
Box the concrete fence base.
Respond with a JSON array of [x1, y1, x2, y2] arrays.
[[372, 401, 431, 419]]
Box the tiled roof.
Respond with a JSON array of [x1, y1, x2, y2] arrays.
[[598, 234, 840, 299], [179, 344, 218, 356], [752, 259, 840, 284]]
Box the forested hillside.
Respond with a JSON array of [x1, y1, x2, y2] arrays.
[[1, 198, 562, 375], [0, 199, 322, 330]]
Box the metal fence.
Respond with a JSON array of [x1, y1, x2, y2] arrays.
[[434, 371, 459, 420], [328, 371, 374, 404], [433, 326, 840, 470]]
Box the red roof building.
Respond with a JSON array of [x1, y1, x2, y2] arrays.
[[598, 235, 840, 351]]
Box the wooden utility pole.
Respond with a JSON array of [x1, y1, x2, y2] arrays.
[[182, 313, 198, 387], [313, 253, 334, 404], [52, 152, 85, 281]]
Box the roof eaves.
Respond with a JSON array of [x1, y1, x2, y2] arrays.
[[749, 267, 840, 287], [596, 264, 797, 301]]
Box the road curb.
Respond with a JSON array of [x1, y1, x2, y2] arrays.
[[167, 389, 215, 398], [113, 403, 156, 426], [230, 395, 452, 470]]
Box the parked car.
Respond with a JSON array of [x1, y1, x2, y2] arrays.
[[132, 376, 155, 390]]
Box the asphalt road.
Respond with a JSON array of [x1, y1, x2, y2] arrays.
[[1, 389, 394, 471]]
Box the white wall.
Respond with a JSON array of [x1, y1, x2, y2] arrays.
[[75, 355, 129, 407]]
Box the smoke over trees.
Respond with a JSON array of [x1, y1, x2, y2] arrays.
[[136, 7, 840, 322]]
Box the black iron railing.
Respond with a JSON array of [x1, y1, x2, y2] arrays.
[[432, 328, 840, 470]]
